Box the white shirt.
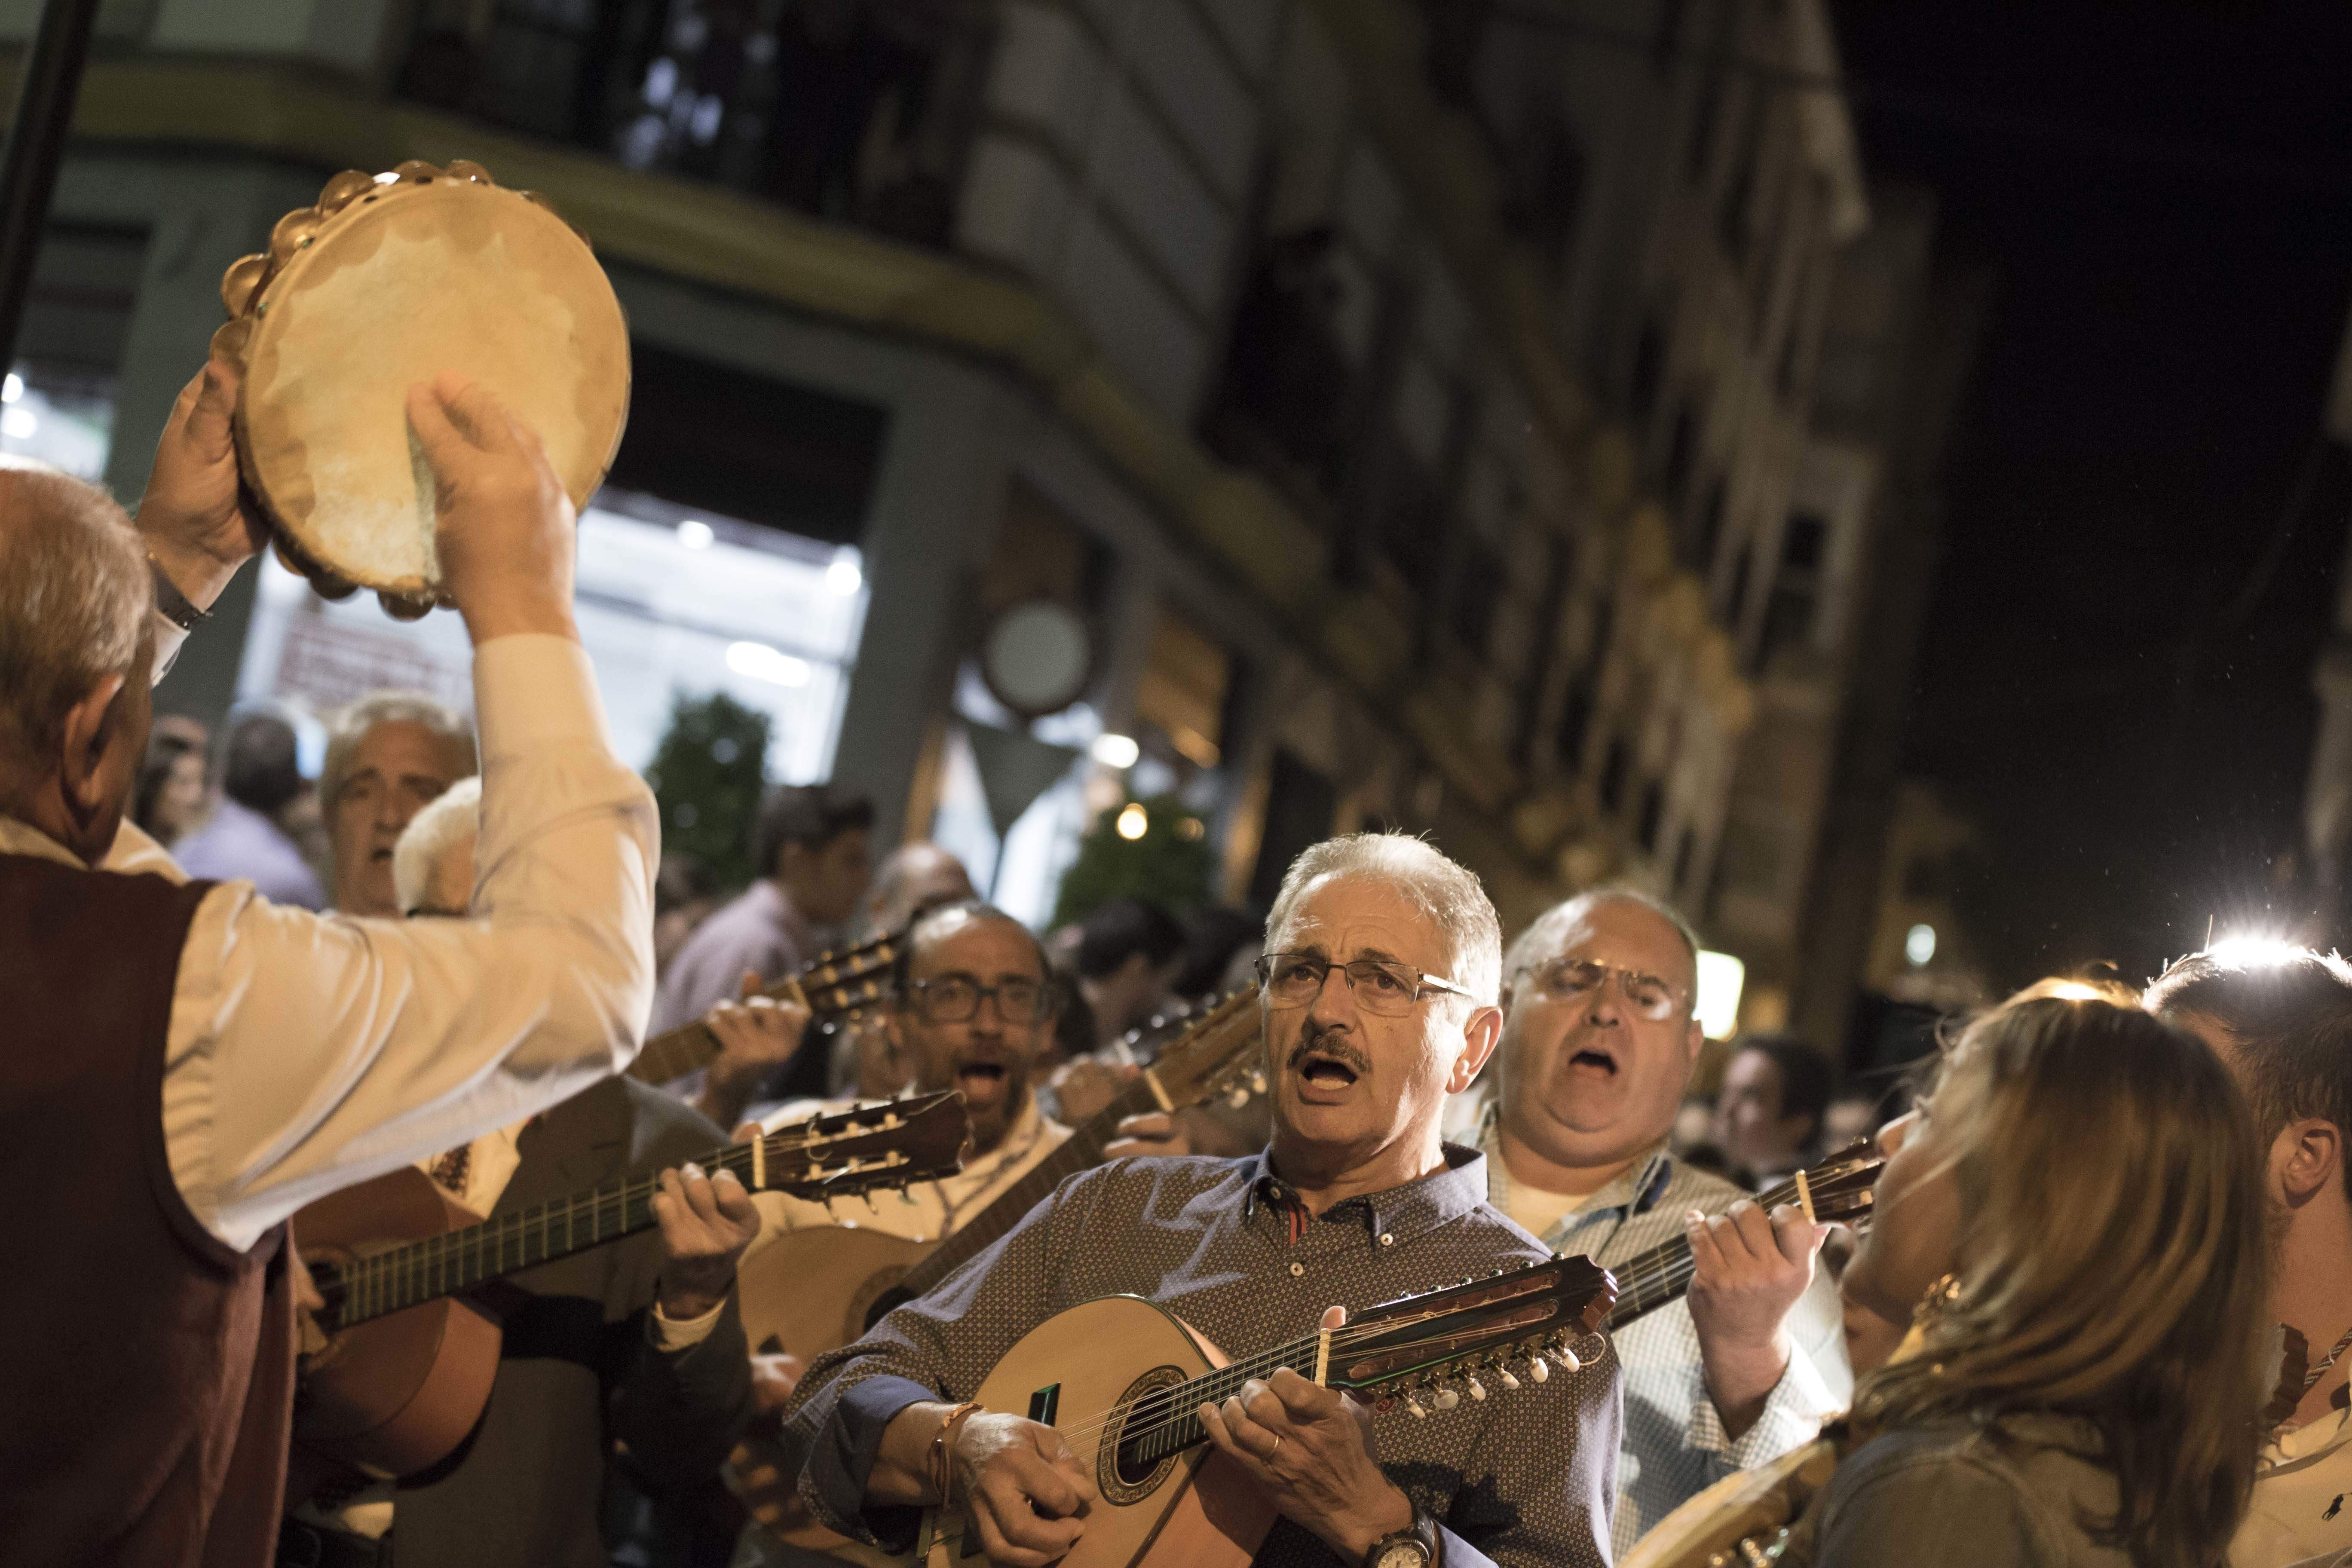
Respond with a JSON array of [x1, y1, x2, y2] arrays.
[[2238, 1400, 2352, 1568], [0, 631, 659, 1251]]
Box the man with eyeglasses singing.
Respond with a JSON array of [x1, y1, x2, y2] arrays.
[[1460, 888, 1849, 1559], [776, 835, 1620, 1568], [738, 895, 1077, 1292]]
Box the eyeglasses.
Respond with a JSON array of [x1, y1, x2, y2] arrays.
[[1254, 952, 1472, 1017], [404, 904, 469, 920], [909, 974, 1050, 1025], [1516, 958, 1685, 1022]]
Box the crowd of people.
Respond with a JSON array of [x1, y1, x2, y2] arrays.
[[1, 346, 2346, 1568]]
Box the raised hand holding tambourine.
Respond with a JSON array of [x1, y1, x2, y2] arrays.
[[214, 159, 631, 620]]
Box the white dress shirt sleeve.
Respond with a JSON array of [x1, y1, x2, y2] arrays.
[[160, 634, 659, 1251]]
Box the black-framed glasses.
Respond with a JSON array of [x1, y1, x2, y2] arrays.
[[1517, 958, 1684, 1021], [1254, 952, 1472, 1017], [909, 974, 1050, 1024]]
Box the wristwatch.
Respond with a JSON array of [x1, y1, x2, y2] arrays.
[[1364, 1509, 1439, 1568], [148, 555, 212, 633]]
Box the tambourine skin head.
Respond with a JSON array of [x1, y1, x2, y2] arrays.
[[223, 162, 630, 601]]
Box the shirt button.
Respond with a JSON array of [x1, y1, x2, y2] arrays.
[[1378, 1233, 1395, 1248], [1289, 1262, 1305, 1277]]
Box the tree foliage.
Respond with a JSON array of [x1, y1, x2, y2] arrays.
[[1050, 793, 1215, 928], [645, 691, 771, 890]]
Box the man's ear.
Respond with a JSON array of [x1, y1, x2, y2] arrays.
[[58, 671, 128, 821], [2275, 1117, 2344, 1208], [1447, 1004, 1505, 1093]]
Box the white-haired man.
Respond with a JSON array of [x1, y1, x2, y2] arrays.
[[0, 357, 657, 1564], [1467, 888, 1848, 1557], [324, 688, 478, 916], [273, 784, 768, 1568], [778, 833, 1623, 1568]]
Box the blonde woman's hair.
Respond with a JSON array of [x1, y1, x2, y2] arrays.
[[1852, 994, 2272, 1568]]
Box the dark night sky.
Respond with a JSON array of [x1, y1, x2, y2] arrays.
[[1824, 2, 2352, 986]]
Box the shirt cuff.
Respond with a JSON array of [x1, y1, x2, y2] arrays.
[[1693, 1342, 1839, 1471], [1437, 1524, 1495, 1568], [472, 634, 614, 765], [151, 612, 189, 683], [646, 1297, 728, 1352], [811, 1375, 937, 1549]]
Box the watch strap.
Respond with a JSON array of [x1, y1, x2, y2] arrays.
[[149, 554, 212, 632], [1364, 1508, 1439, 1568]]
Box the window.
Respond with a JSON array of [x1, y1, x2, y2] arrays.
[[1723, 534, 1755, 625], [1754, 511, 1828, 673], [1638, 779, 1666, 853], [1629, 315, 1667, 429], [238, 489, 870, 785], [1556, 671, 1596, 770], [1685, 476, 1727, 575], [1661, 403, 1700, 510], [1599, 735, 1630, 813], [1499, 108, 1587, 258], [0, 222, 145, 482], [1449, 542, 1507, 659]]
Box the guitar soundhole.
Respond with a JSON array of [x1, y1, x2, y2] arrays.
[[1098, 1365, 1185, 1504]]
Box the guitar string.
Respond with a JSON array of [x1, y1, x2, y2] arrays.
[[1047, 1295, 1585, 1452], [334, 1134, 815, 1320], [1044, 1161, 1874, 1454], [333, 1117, 941, 1320]]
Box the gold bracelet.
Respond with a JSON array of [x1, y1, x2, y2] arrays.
[[931, 1401, 983, 1504]]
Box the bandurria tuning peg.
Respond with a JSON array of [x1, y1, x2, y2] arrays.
[[1466, 1376, 1487, 1402], [1434, 1387, 1461, 1410], [1496, 1367, 1520, 1390], [1406, 1395, 1428, 1419], [1528, 1357, 1550, 1384]]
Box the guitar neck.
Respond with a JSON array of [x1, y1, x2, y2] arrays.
[[333, 1132, 793, 1327], [1600, 1169, 1813, 1327], [629, 1014, 729, 1087], [628, 942, 894, 1087], [893, 1076, 1166, 1298], [1118, 1332, 1328, 1469]]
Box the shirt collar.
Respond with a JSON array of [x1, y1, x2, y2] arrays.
[[1241, 1141, 1494, 1245], [0, 814, 86, 870], [1473, 1099, 1677, 1223]]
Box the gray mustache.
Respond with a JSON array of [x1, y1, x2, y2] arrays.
[[1286, 1028, 1370, 1078]]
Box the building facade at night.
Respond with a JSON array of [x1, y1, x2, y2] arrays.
[[5, 0, 1900, 1021]]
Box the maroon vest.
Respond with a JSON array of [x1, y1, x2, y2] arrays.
[[0, 851, 294, 1567]]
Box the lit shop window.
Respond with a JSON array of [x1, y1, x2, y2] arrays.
[[0, 366, 113, 480], [235, 488, 868, 781]]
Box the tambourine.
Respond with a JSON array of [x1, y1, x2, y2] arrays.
[[215, 160, 631, 619]]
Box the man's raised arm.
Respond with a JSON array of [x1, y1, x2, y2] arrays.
[[138, 366, 660, 1250]]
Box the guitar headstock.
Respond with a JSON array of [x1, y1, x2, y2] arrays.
[[1329, 1255, 1617, 1415], [1145, 983, 1267, 1109], [794, 932, 900, 1024], [756, 1090, 968, 1201], [1787, 1142, 1883, 1230]]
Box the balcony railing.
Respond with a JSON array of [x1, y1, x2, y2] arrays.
[[397, 0, 994, 250]]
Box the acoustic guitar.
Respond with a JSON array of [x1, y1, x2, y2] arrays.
[[291, 1091, 968, 1480], [726, 987, 1267, 1543], [626, 930, 898, 1089], [912, 1253, 1620, 1568]]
